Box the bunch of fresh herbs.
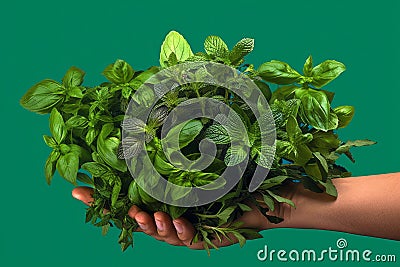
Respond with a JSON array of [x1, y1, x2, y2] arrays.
[[20, 31, 375, 253]]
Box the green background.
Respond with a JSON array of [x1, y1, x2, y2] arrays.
[[1, 0, 399, 266]]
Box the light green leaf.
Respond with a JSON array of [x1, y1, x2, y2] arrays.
[[334, 105, 355, 128], [216, 206, 236, 224], [43, 135, 57, 148], [102, 59, 135, 84], [49, 108, 66, 144], [66, 87, 83, 98], [237, 203, 252, 212], [258, 60, 302, 85], [229, 38, 254, 65], [62, 66, 85, 88], [20, 79, 65, 114], [204, 35, 228, 58], [311, 60, 346, 88], [303, 55, 313, 76], [159, 31, 193, 68], [262, 194, 275, 211]]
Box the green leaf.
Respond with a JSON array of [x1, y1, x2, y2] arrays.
[[43, 135, 57, 148], [296, 89, 338, 131], [111, 181, 122, 208], [216, 206, 236, 224], [224, 145, 247, 166], [62, 66, 85, 88], [66, 87, 83, 98], [159, 31, 194, 68], [319, 179, 338, 197], [45, 150, 59, 185], [163, 120, 203, 149], [128, 180, 142, 205], [167, 205, 188, 220], [229, 38, 254, 65], [97, 123, 127, 172], [66, 115, 88, 129], [237, 203, 252, 212], [56, 152, 79, 184], [205, 124, 230, 144], [103, 59, 135, 84], [270, 85, 298, 102], [266, 190, 295, 207], [204, 35, 229, 58], [311, 60, 346, 88], [76, 172, 94, 186], [86, 127, 98, 145], [258, 60, 302, 85], [303, 55, 313, 76], [334, 105, 355, 128], [49, 108, 66, 144], [81, 162, 109, 177], [313, 152, 329, 173], [232, 232, 246, 247], [262, 194, 275, 211], [20, 79, 65, 114], [259, 176, 290, 190]]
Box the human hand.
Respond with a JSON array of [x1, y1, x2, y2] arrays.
[[72, 187, 277, 249]]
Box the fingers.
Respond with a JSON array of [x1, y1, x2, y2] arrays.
[[172, 217, 195, 247], [72, 186, 94, 206]]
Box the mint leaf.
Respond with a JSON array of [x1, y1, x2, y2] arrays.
[[159, 31, 193, 68]]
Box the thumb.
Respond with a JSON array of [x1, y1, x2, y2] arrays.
[[72, 186, 94, 206]]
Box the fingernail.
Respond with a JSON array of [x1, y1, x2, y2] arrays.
[[137, 222, 147, 230], [155, 219, 164, 231], [173, 221, 183, 234]]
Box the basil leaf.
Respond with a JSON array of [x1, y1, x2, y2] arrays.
[[56, 152, 79, 184], [66, 115, 88, 129], [167, 205, 188, 220], [85, 127, 98, 146], [81, 162, 109, 177], [66, 87, 83, 98], [49, 108, 66, 144], [103, 59, 135, 84], [159, 31, 194, 68], [334, 105, 355, 128], [62, 66, 85, 88], [258, 60, 302, 85], [128, 180, 142, 205], [76, 172, 94, 186], [311, 60, 346, 88], [43, 135, 57, 148], [229, 38, 254, 65], [296, 89, 338, 131], [45, 150, 59, 185], [97, 123, 127, 172], [303, 55, 313, 76], [20, 79, 65, 114], [204, 35, 228, 58], [163, 119, 203, 149]]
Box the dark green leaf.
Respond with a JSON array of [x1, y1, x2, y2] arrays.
[[205, 124, 230, 144], [319, 179, 338, 197], [77, 172, 94, 185]]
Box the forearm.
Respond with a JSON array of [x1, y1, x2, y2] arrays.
[[261, 173, 400, 240]]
